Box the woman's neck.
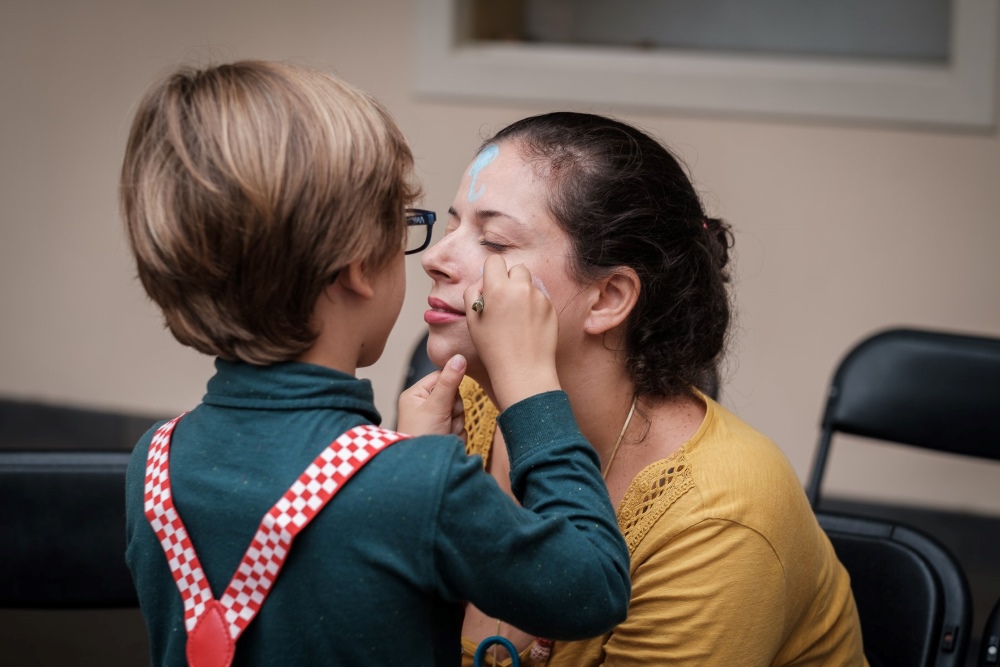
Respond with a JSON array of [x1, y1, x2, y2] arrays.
[[474, 345, 638, 472], [559, 358, 638, 471]]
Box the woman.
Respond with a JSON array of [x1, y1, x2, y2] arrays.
[[422, 112, 867, 666]]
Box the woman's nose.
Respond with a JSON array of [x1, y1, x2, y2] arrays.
[[421, 231, 453, 281]]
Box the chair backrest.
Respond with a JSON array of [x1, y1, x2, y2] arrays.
[[0, 398, 160, 608], [402, 331, 439, 392], [806, 327, 1000, 506], [0, 450, 138, 608], [981, 596, 1000, 666], [0, 398, 161, 452], [818, 512, 972, 667]]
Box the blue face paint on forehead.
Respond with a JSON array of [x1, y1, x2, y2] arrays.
[[467, 144, 500, 202]]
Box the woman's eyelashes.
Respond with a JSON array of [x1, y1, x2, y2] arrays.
[[479, 238, 510, 253]]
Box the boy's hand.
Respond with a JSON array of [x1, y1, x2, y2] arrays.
[[397, 354, 467, 437], [464, 255, 561, 411]]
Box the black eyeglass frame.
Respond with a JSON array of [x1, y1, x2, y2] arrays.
[[405, 209, 436, 255]]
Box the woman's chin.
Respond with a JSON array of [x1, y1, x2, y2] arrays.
[[426, 332, 486, 381], [426, 332, 467, 368]]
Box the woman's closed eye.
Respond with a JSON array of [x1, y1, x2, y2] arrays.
[[479, 239, 511, 253]]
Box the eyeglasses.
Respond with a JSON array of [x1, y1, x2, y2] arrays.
[[405, 208, 436, 255]]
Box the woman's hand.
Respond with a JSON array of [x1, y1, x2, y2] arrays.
[[464, 255, 561, 411], [397, 354, 467, 437]]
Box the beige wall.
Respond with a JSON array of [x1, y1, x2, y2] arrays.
[[1, 1, 998, 514]]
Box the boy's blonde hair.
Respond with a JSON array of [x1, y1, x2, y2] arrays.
[[120, 60, 419, 364]]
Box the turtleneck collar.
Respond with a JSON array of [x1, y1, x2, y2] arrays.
[[203, 358, 382, 424]]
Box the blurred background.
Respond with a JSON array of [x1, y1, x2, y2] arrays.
[[0, 0, 998, 663]]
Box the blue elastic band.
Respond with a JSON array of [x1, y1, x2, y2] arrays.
[[473, 635, 521, 667]]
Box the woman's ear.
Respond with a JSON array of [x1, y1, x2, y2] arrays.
[[583, 268, 640, 335]]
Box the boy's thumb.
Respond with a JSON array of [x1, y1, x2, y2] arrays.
[[427, 354, 466, 410]]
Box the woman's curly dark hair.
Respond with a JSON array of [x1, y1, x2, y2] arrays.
[[487, 112, 733, 400]]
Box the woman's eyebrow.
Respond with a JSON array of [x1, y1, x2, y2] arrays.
[[476, 208, 524, 227], [448, 205, 525, 228]]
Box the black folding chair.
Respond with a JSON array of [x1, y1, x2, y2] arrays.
[[402, 331, 440, 392], [805, 327, 1000, 665], [818, 512, 972, 667], [0, 398, 164, 608], [981, 597, 1000, 666], [806, 327, 1000, 507], [0, 450, 137, 608]]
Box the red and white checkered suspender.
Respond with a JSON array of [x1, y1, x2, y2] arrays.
[[143, 416, 408, 667]]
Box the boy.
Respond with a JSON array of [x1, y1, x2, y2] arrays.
[[120, 60, 628, 666]]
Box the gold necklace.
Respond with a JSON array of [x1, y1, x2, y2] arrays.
[[602, 395, 638, 479], [491, 619, 501, 666]]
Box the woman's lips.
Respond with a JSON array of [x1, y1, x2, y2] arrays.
[[424, 297, 465, 325]]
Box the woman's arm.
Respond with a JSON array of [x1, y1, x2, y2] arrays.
[[596, 519, 785, 666]]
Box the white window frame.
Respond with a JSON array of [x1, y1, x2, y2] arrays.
[[413, 0, 998, 129]]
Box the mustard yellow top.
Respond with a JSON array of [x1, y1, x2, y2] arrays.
[[459, 378, 867, 667]]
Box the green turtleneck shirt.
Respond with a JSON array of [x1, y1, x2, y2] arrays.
[[125, 359, 629, 666]]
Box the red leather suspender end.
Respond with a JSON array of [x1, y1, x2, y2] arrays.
[[144, 418, 408, 667]]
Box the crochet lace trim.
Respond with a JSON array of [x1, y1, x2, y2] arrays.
[[461, 376, 499, 459], [459, 378, 692, 554], [616, 454, 693, 551]]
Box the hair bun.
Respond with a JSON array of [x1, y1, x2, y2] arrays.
[[704, 216, 734, 274]]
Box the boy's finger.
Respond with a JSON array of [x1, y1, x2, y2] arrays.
[[437, 354, 467, 392], [451, 414, 465, 438], [463, 278, 485, 314], [482, 255, 509, 289], [507, 263, 531, 283], [423, 354, 467, 412], [408, 370, 441, 399]]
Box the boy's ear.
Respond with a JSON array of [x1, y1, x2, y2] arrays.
[[583, 268, 640, 336], [334, 261, 376, 300]]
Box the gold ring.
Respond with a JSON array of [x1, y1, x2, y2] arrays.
[[471, 295, 485, 313]]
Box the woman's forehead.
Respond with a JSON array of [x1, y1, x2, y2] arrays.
[[461, 146, 547, 201]]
